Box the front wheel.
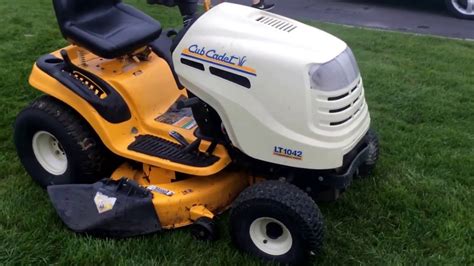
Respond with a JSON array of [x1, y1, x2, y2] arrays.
[[14, 96, 117, 188], [445, 0, 474, 20], [230, 181, 324, 264]]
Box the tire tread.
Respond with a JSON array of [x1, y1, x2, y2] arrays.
[[16, 95, 116, 185], [231, 180, 324, 260]]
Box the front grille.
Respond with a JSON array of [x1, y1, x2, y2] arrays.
[[314, 78, 366, 128]]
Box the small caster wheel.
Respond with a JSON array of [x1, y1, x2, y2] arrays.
[[191, 217, 218, 241]]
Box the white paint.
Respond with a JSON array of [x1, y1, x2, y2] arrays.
[[173, 3, 370, 169], [32, 131, 68, 175], [249, 217, 293, 256]]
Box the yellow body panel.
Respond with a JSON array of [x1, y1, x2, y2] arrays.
[[29, 46, 231, 176], [203, 0, 212, 11], [143, 164, 176, 184], [189, 205, 215, 220], [111, 163, 249, 229]]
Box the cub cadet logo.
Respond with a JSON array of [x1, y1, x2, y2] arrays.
[[273, 146, 303, 160], [188, 44, 247, 66], [180, 44, 257, 76]]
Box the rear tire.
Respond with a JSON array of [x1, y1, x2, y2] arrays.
[[445, 0, 474, 20], [14, 95, 117, 188], [230, 181, 324, 265]]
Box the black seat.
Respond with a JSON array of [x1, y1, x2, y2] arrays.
[[53, 0, 162, 59]]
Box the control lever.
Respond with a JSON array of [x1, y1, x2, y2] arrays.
[[169, 131, 203, 154], [60, 49, 74, 72], [183, 138, 202, 154], [206, 140, 218, 156], [176, 97, 200, 110], [169, 131, 189, 146]]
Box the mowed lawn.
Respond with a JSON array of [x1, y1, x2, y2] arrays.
[[0, 0, 473, 265]]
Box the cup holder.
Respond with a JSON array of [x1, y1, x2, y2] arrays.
[[44, 58, 63, 64], [166, 29, 178, 38]]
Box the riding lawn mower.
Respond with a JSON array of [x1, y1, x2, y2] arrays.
[[14, 0, 379, 264]]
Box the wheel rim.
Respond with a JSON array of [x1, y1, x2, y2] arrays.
[[249, 217, 293, 256], [32, 131, 68, 175], [452, 0, 474, 15]]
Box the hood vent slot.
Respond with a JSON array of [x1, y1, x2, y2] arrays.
[[256, 16, 297, 32]]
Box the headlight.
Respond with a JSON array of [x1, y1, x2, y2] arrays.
[[309, 47, 360, 91]]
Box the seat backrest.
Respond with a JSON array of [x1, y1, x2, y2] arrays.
[[53, 0, 120, 27]]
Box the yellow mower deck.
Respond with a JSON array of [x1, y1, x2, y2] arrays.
[[111, 163, 250, 229], [29, 46, 231, 176]]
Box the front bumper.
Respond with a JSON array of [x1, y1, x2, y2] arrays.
[[319, 145, 369, 189], [315, 127, 373, 190]]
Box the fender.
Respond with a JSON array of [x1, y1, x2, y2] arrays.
[[36, 54, 131, 123]]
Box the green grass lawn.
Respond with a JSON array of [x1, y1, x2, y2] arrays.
[[1, 0, 473, 264]]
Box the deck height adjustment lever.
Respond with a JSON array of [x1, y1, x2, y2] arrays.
[[60, 49, 75, 72], [169, 131, 189, 146], [169, 131, 203, 154], [183, 138, 202, 154]]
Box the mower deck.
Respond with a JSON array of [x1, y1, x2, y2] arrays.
[[48, 162, 250, 235], [110, 163, 250, 229]]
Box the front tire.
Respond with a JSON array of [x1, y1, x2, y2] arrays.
[[445, 0, 474, 20], [14, 96, 117, 188], [230, 181, 324, 264]]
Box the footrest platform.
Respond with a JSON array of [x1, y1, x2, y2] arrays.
[[128, 135, 219, 167]]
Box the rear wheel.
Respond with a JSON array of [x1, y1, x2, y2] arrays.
[[14, 95, 117, 188], [445, 0, 474, 19], [230, 181, 324, 264]]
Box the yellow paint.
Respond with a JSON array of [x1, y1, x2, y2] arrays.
[[29, 46, 231, 176], [203, 0, 212, 11], [143, 164, 176, 184], [189, 205, 214, 220], [110, 163, 249, 229]]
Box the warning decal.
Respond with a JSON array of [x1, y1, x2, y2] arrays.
[[94, 192, 117, 214], [155, 96, 197, 130]]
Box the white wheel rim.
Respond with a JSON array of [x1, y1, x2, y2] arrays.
[[249, 217, 293, 256], [452, 0, 474, 15], [32, 131, 68, 175]]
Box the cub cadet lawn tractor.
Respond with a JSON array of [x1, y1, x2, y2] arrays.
[[14, 0, 379, 264]]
